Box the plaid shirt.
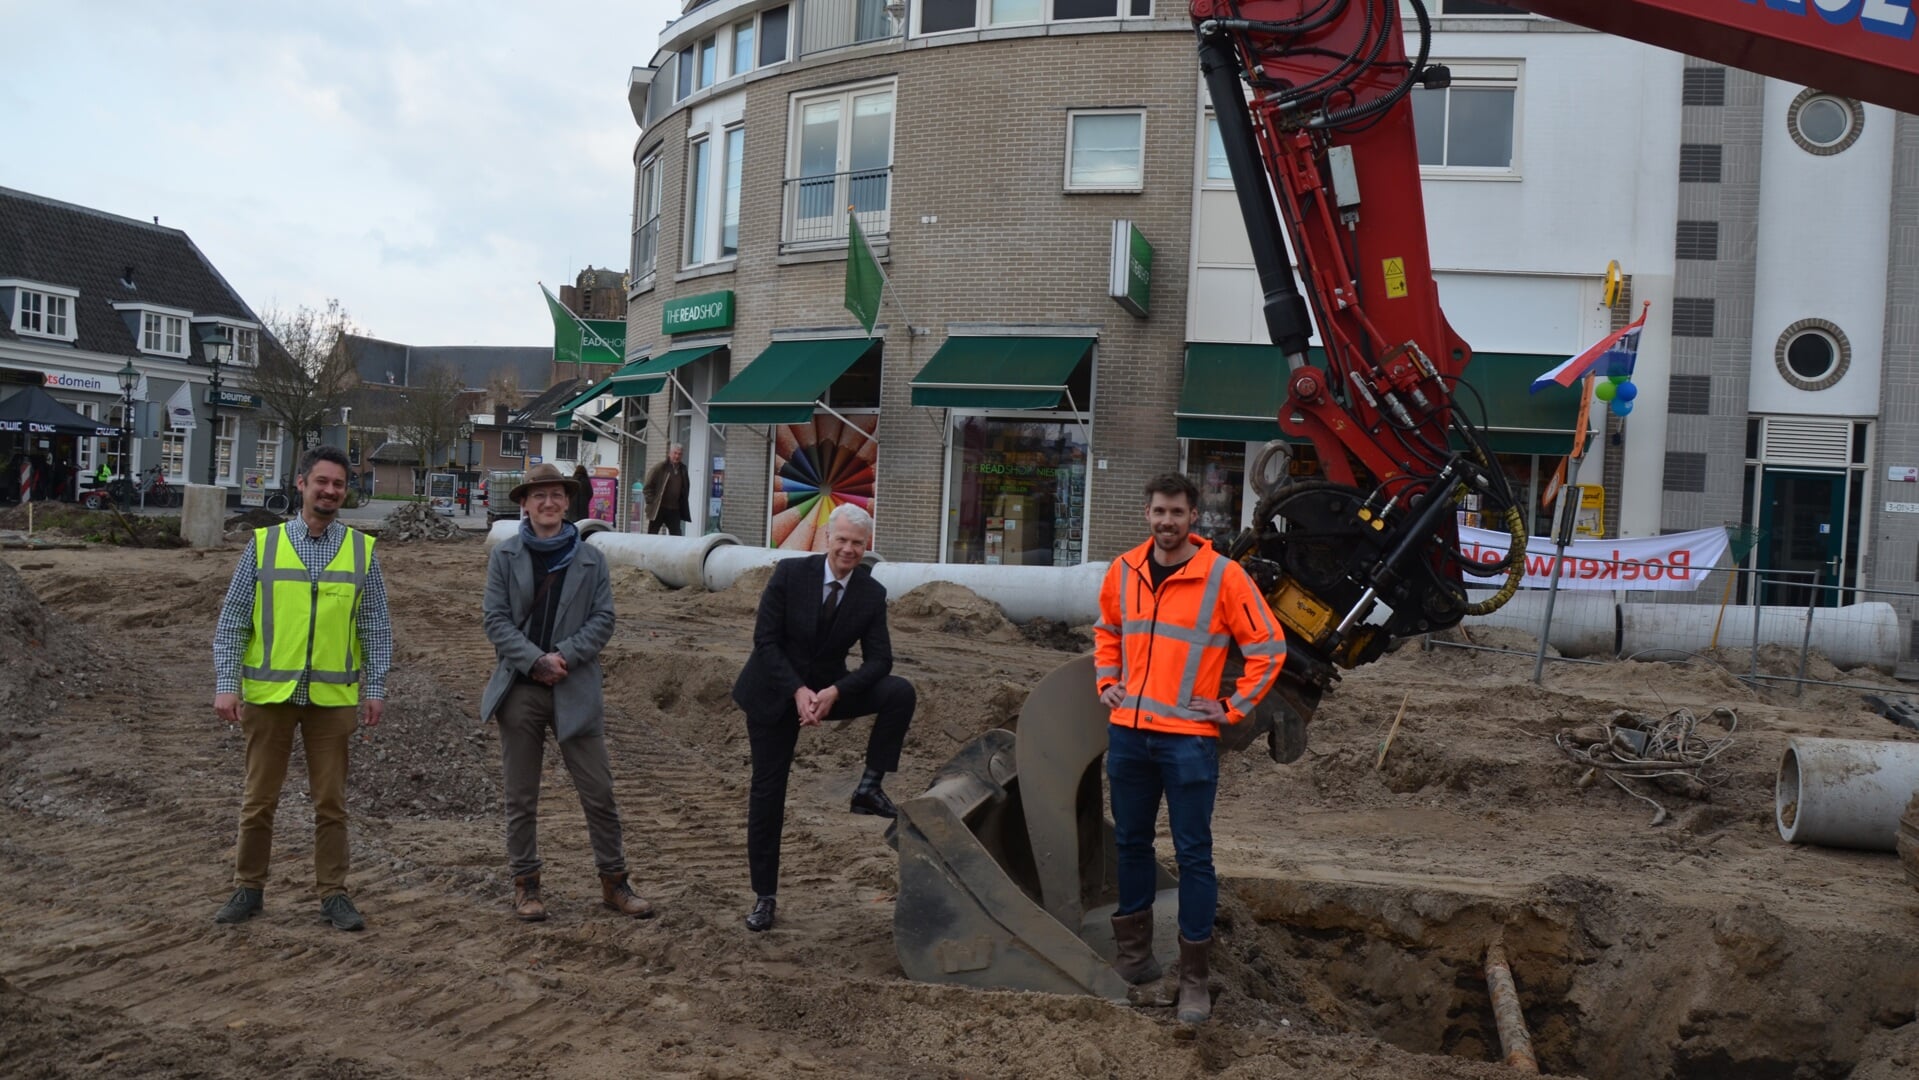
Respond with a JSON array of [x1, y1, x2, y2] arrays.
[[213, 519, 393, 701]]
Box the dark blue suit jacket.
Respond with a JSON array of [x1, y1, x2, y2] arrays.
[[731, 554, 892, 721]]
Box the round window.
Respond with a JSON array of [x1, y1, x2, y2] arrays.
[[1785, 331, 1836, 380], [1786, 90, 1864, 156], [1773, 318, 1850, 391]]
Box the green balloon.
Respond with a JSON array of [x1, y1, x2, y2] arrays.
[[1609, 373, 1631, 384], [1594, 381, 1618, 401]]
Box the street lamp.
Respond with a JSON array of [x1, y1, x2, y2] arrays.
[[115, 359, 139, 490], [201, 328, 231, 487]]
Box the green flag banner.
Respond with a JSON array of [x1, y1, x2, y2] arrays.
[[844, 213, 885, 336], [543, 285, 626, 367]]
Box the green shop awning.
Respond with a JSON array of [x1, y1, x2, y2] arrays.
[[1172, 345, 1581, 455], [580, 399, 622, 441], [554, 376, 615, 430], [608, 343, 725, 400], [909, 336, 1094, 410], [1176, 343, 1291, 442], [708, 338, 877, 426]]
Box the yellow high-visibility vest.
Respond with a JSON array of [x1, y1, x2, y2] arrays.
[[240, 523, 373, 706]]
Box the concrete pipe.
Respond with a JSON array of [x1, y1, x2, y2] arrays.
[[1777, 736, 1919, 850], [1624, 602, 1900, 673], [588, 532, 739, 589], [869, 561, 1111, 625], [700, 543, 816, 591], [485, 520, 518, 550], [1462, 589, 1617, 657]]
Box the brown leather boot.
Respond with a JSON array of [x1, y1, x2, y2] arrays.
[[1176, 935, 1213, 1024], [513, 874, 546, 922], [1110, 909, 1163, 984], [600, 872, 655, 918]]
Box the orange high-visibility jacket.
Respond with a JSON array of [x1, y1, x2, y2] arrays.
[[1094, 535, 1287, 737]]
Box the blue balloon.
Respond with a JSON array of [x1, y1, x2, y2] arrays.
[[1611, 398, 1635, 417], [1616, 381, 1639, 402]]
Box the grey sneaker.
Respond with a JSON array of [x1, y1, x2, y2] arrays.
[[320, 893, 366, 932], [214, 887, 263, 925]]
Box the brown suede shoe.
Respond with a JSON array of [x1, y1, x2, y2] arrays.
[[513, 874, 547, 922], [600, 872, 655, 918]]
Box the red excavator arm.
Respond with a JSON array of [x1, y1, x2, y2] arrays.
[[1187, 0, 1919, 742]]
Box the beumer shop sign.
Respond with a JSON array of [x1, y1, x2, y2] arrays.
[[43, 367, 148, 398]]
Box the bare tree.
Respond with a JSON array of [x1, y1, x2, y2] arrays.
[[247, 300, 361, 452], [382, 365, 469, 488], [484, 369, 525, 415]]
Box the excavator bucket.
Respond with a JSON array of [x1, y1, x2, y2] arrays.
[[890, 655, 1177, 998]]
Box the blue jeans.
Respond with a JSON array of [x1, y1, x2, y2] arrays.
[[1106, 724, 1220, 943]]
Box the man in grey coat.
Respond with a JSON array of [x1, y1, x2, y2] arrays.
[[482, 462, 654, 922]]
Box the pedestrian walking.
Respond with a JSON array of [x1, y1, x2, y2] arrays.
[[481, 462, 653, 922], [643, 444, 691, 535], [211, 445, 390, 932]]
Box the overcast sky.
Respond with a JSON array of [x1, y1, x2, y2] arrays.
[[1, 0, 678, 350]]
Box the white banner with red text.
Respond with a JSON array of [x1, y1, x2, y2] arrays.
[[1455, 525, 1729, 592]]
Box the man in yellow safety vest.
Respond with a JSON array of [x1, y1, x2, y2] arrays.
[[210, 445, 392, 931]]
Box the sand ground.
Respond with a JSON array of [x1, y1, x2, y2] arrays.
[[4, 530, 1919, 1079]]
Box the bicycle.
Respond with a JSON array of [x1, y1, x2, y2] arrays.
[[263, 482, 301, 514]]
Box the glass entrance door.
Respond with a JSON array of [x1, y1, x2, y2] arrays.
[[1758, 468, 1846, 607]]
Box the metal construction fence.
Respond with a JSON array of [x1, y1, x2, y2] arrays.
[[1434, 555, 1919, 699]]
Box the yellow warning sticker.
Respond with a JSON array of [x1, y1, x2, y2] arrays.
[[1383, 257, 1408, 299]]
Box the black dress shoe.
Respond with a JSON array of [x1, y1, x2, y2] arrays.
[[849, 786, 898, 819], [745, 896, 777, 933]]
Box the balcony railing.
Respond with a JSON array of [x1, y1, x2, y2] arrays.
[[797, 0, 897, 57], [631, 215, 660, 283], [781, 167, 891, 250]]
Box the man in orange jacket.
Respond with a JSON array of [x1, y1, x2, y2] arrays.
[[1093, 472, 1286, 1024]]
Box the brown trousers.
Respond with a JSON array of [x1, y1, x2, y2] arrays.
[[235, 701, 358, 897], [497, 681, 626, 879]]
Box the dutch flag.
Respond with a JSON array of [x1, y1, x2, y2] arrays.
[[1530, 304, 1650, 393]]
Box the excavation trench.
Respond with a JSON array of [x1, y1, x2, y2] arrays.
[[1223, 873, 1919, 1079]]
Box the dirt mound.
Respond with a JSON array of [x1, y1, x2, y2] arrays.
[[224, 507, 286, 531], [1019, 616, 1095, 652], [609, 565, 668, 605], [0, 557, 117, 720], [684, 564, 776, 616], [890, 580, 1018, 640], [345, 667, 499, 819], [0, 502, 186, 547]]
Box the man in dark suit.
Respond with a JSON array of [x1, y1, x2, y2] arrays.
[[731, 503, 914, 933]]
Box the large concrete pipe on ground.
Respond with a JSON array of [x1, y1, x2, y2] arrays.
[[869, 561, 1111, 625], [1623, 601, 1900, 673], [1462, 589, 1617, 657], [700, 543, 816, 591], [485, 520, 517, 549], [587, 532, 739, 589], [1777, 736, 1919, 850]]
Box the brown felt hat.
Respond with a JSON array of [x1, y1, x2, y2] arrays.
[[510, 462, 579, 504]]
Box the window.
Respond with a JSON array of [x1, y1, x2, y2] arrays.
[[1412, 62, 1518, 172], [1065, 110, 1145, 191], [760, 5, 790, 65], [919, 0, 1148, 34], [1788, 89, 1864, 156], [785, 83, 895, 247], [228, 326, 259, 365], [161, 421, 189, 480], [733, 19, 755, 76], [142, 311, 187, 356], [555, 433, 581, 461], [256, 421, 283, 482], [1776, 319, 1851, 390], [12, 286, 75, 341], [1201, 114, 1232, 186], [686, 136, 713, 265], [721, 126, 745, 258], [213, 415, 238, 484], [633, 152, 663, 282], [698, 36, 718, 90], [944, 416, 1089, 566], [677, 46, 694, 100], [501, 430, 527, 458]]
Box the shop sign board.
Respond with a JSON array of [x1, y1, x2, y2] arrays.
[[43, 366, 147, 399], [241, 468, 270, 507], [204, 388, 262, 408], [1108, 221, 1152, 318], [662, 290, 735, 334], [428, 472, 458, 513]]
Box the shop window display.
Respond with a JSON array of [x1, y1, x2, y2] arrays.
[[771, 413, 878, 549], [945, 416, 1087, 566], [1186, 440, 1245, 545]]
